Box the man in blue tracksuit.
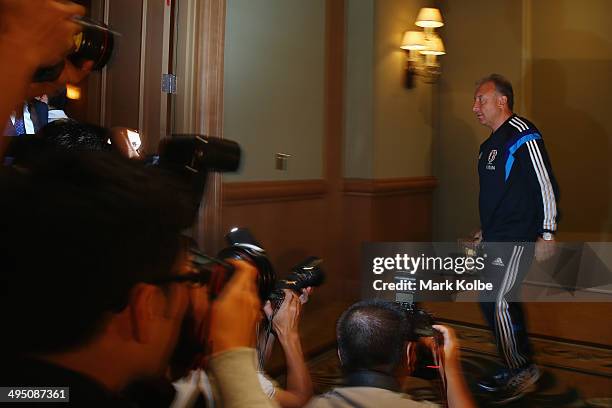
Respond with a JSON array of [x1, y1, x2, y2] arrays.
[[471, 74, 559, 403]]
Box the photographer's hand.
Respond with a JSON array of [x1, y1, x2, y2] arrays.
[[431, 325, 476, 408], [269, 290, 313, 408], [0, 0, 84, 68], [209, 259, 261, 355], [299, 287, 313, 304], [272, 290, 302, 340], [432, 324, 460, 365]]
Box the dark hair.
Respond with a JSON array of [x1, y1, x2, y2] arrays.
[[47, 88, 68, 111], [336, 300, 413, 373], [38, 119, 111, 152], [476, 73, 514, 111], [0, 151, 192, 354]]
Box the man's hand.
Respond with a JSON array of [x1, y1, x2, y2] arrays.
[[209, 260, 261, 355], [299, 287, 313, 304], [432, 325, 476, 408], [0, 0, 84, 69], [27, 60, 94, 99], [535, 236, 556, 262], [472, 229, 482, 244], [459, 229, 482, 257], [432, 324, 461, 366], [271, 290, 303, 341]]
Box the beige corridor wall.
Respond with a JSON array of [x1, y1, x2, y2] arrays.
[[223, 0, 326, 182], [528, 0, 612, 240], [344, 0, 374, 179], [344, 0, 434, 180]]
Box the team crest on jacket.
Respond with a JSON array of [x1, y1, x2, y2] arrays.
[[488, 150, 497, 163], [486, 149, 497, 170]]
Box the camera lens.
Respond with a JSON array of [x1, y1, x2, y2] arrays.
[[217, 228, 276, 302], [32, 17, 116, 83], [69, 19, 114, 71]]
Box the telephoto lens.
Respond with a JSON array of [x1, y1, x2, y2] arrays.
[[158, 135, 241, 174], [268, 256, 325, 309], [33, 17, 116, 82]]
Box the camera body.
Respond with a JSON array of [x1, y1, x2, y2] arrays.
[[396, 302, 443, 380], [216, 228, 277, 302], [268, 256, 324, 308], [398, 302, 437, 339], [217, 227, 325, 305]]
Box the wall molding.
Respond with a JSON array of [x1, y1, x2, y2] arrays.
[[223, 177, 438, 203], [223, 179, 328, 204], [343, 177, 438, 196]]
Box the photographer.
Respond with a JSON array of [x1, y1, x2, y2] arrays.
[[258, 289, 314, 407], [0, 151, 275, 407], [0, 0, 85, 132], [305, 300, 475, 408], [170, 277, 314, 408]]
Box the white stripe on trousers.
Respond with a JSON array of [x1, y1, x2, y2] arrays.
[[501, 245, 529, 367], [494, 247, 519, 366], [495, 245, 528, 368]]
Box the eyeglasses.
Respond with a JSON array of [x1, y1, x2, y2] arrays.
[[151, 249, 235, 299]]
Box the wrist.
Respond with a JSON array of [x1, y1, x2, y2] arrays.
[[443, 353, 462, 371], [277, 330, 300, 345], [541, 231, 555, 241], [211, 336, 254, 355]]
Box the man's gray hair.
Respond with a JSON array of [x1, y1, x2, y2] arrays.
[[476, 73, 514, 111]]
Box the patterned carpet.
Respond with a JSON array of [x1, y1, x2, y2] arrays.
[[302, 323, 612, 407]]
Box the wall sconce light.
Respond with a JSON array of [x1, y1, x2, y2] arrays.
[[66, 84, 82, 100], [401, 7, 446, 88]]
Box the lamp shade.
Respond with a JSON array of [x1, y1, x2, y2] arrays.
[[415, 7, 444, 28], [420, 33, 446, 55], [400, 30, 425, 50]]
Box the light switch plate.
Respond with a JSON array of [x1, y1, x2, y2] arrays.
[[275, 153, 291, 171]]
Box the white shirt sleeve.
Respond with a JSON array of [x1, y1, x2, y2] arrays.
[[47, 109, 69, 122], [257, 371, 277, 398]]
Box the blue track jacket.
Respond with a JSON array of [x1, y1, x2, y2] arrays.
[[478, 114, 559, 242]]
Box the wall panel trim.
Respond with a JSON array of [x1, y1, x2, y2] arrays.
[[223, 180, 328, 204], [343, 177, 438, 196]]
